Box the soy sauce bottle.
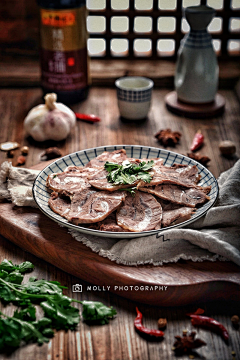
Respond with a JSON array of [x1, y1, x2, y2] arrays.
[[37, 0, 90, 104]]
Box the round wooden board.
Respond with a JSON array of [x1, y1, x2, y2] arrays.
[[165, 91, 225, 119]]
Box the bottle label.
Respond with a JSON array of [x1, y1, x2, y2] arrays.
[[40, 7, 89, 91]]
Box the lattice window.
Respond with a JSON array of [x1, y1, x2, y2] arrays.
[[87, 0, 240, 60]]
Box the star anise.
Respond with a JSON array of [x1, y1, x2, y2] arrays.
[[155, 128, 181, 147], [187, 152, 210, 166], [173, 331, 206, 353], [41, 147, 62, 160]]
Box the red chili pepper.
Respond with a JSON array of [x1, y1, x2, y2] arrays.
[[186, 308, 205, 316], [134, 307, 164, 337], [190, 130, 204, 152], [189, 314, 229, 341], [75, 113, 101, 123]]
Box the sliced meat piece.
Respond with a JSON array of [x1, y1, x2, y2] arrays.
[[156, 199, 195, 227], [88, 213, 129, 232], [48, 192, 71, 219], [126, 158, 163, 166], [162, 207, 195, 228], [46, 167, 98, 195], [140, 184, 211, 207], [150, 158, 164, 167], [171, 164, 201, 184], [85, 149, 127, 169], [67, 189, 126, 224], [139, 164, 201, 189], [116, 191, 162, 232], [89, 168, 139, 192], [157, 199, 181, 211], [63, 165, 84, 173]]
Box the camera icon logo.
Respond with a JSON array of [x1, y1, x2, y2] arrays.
[[72, 284, 82, 292]]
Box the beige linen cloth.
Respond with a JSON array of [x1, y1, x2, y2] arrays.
[[1, 160, 240, 267]]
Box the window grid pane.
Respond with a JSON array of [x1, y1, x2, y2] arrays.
[[88, 0, 240, 59]]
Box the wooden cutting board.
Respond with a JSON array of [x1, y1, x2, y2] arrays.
[[0, 161, 239, 306]]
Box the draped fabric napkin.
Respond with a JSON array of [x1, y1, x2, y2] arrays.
[[1, 160, 240, 267]]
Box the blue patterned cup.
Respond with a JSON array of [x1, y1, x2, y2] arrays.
[[115, 76, 154, 120]]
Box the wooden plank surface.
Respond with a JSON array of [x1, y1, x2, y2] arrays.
[[0, 58, 240, 88], [0, 87, 240, 359]]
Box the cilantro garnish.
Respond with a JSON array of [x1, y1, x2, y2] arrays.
[[104, 160, 154, 186], [119, 186, 138, 197], [0, 259, 117, 352]]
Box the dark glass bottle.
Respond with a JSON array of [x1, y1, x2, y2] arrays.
[[37, 0, 90, 104]]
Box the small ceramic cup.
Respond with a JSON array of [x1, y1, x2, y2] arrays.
[[115, 76, 154, 120]]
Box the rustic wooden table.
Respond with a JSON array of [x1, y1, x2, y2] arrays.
[[0, 86, 240, 360]]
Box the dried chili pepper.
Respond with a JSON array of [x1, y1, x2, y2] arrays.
[[190, 130, 204, 151], [189, 314, 229, 341], [134, 307, 164, 337], [186, 308, 205, 316], [75, 113, 101, 123]]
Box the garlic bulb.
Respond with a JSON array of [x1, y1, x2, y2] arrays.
[[24, 93, 76, 142]]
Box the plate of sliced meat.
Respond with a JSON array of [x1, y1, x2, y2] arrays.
[[32, 145, 219, 238]]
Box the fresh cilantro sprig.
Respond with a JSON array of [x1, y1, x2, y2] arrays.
[[104, 160, 154, 186], [81, 301, 117, 325], [0, 259, 117, 352], [0, 259, 34, 274]]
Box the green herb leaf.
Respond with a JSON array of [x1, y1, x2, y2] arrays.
[[104, 160, 154, 186], [0, 260, 117, 352], [0, 260, 15, 272], [17, 261, 35, 274], [81, 301, 117, 325], [13, 304, 36, 321], [0, 316, 22, 350], [40, 294, 80, 330], [137, 172, 152, 183], [20, 279, 66, 296], [141, 160, 154, 171], [120, 187, 137, 196], [0, 260, 34, 274], [0, 283, 17, 302]]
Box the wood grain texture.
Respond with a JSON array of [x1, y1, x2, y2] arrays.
[[0, 59, 240, 88], [0, 87, 240, 359]]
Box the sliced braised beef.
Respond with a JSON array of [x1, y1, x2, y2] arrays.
[[63, 165, 83, 173], [48, 192, 71, 219], [157, 199, 195, 227], [139, 164, 201, 189], [116, 191, 162, 232], [162, 207, 195, 227], [88, 212, 129, 232], [88, 157, 159, 191], [126, 158, 163, 166], [85, 149, 127, 169], [88, 168, 139, 192], [67, 189, 126, 224], [46, 167, 98, 195], [47, 148, 211, 232], [140, 184, 211, 207], [171, 164, 201, 184]]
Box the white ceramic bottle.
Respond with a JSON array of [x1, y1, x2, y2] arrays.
[[175, 5, 218, 104]]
